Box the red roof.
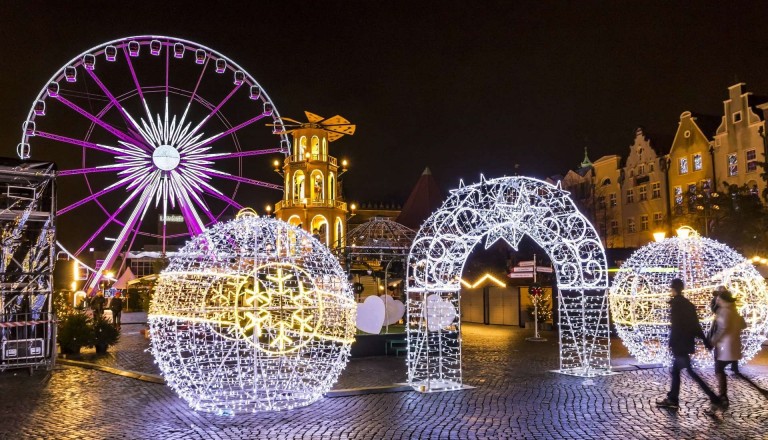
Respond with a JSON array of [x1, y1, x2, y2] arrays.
[[396, 167, 443, 230]]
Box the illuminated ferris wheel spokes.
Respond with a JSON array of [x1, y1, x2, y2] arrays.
[[19, 36, 290, 291]]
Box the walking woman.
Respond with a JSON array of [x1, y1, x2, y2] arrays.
[[710, 287, 747, 407]]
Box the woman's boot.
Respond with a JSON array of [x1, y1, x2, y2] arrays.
[[717, 373, 729, 408]]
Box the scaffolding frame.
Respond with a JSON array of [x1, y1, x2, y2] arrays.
[[0, 158, 56, 373]]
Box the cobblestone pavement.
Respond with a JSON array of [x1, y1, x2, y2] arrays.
[[2, 321, 768, 439], [70, 313, 407, 389]]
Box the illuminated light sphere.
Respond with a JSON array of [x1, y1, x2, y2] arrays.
[[148, 213, 356, 413], [609, 228, 768, 367]]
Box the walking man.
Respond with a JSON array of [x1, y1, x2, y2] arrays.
[[110, 292, 124, 328], [656, 278, 721, 411], [91, 291, 106, 319]]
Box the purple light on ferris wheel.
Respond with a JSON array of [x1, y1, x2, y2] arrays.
[[20, 36, 291, 292]]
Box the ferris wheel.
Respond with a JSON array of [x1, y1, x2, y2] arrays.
[[18, 36, 290, 291]]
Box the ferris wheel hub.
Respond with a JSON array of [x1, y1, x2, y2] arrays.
[[152, 145, 181, 171]]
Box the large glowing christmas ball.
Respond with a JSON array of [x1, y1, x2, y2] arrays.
[[609, 228, 768, 367], [148, 212, 356, 413]]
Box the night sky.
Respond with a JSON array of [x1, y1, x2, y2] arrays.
[[3, 1, 768, 205]]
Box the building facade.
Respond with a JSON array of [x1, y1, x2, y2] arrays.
[[712, 83, 766, 197], [666, 111, 717, 229], [560, 150, 626, 248], [620, 128, 668, 247]]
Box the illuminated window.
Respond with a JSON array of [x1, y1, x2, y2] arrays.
[[626, 189, 634, 203], [728, 153, 738, 176], [651, 182, 661, 199], [638, 185, 647, 202], [298, 136, 307, 159], [679, 157, 688, 175], [653, 212, 663, 226], [311, 136, 320, 160], [610, 220, 619, 235], [287, 215, 302, 228], [609, 193, 617, 207], [311, 215, 329, 245], [284, 174, 290, 200], [674, 186, 683, 206], [640, 215, 649, 231], [310, 170, 324, 202], [693, 153, 702, 171], [328, 173, 335, 201], [293, 171, 305, 201], [747, 149, 757, 173], [334, 217, 344, 248], [627, 218, 636, 233]]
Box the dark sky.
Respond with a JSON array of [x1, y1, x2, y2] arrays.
[[3, 0, 768, 206]]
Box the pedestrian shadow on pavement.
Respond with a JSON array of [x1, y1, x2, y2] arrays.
[[736, 372, 768, 398]]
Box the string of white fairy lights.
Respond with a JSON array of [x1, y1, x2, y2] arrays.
[[148, 211, 356, 413], [609, 227, 768, 367], [407, 176, 611, 391]]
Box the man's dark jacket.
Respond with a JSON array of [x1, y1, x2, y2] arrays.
[[668, 294, 706, 356]]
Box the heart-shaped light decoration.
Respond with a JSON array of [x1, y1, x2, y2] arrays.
[[356, 295, 385, 334], [380, 294, 405, 326]]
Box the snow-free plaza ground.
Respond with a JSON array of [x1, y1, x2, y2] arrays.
[[1, 313, 767, 439]]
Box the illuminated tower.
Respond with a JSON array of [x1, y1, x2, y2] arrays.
[[271, 111, 355, 248]]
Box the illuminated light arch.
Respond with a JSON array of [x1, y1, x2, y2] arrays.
[[407, 176, 610, 391]]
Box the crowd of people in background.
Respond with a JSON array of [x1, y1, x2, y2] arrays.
[[84, 291, 124, 329]]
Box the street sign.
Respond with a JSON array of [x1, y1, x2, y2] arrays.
[[518, 260, 535, 267], [508, 272, 534, 278], [536, 267, 554, 273], [513, 266, 534, 272]]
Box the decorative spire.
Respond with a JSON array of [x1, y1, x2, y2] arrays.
[[580, 147, 593, 168]]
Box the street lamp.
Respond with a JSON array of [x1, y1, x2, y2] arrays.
[[272, 159, 283, 177], [265, 205, 273, 217], [653, 231, 666, 242], [339, 159, 349, 176]]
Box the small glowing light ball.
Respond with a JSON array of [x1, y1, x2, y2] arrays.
[[609, 228, 768, 366], [148, 213, 356, 413]]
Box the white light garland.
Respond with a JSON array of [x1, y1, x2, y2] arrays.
[[407, 176, 610, 391], [148, 212, 356, 413], [609, 228, 768, 367]]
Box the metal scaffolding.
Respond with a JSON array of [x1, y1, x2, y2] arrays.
[[0, 158, 56, 373]]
